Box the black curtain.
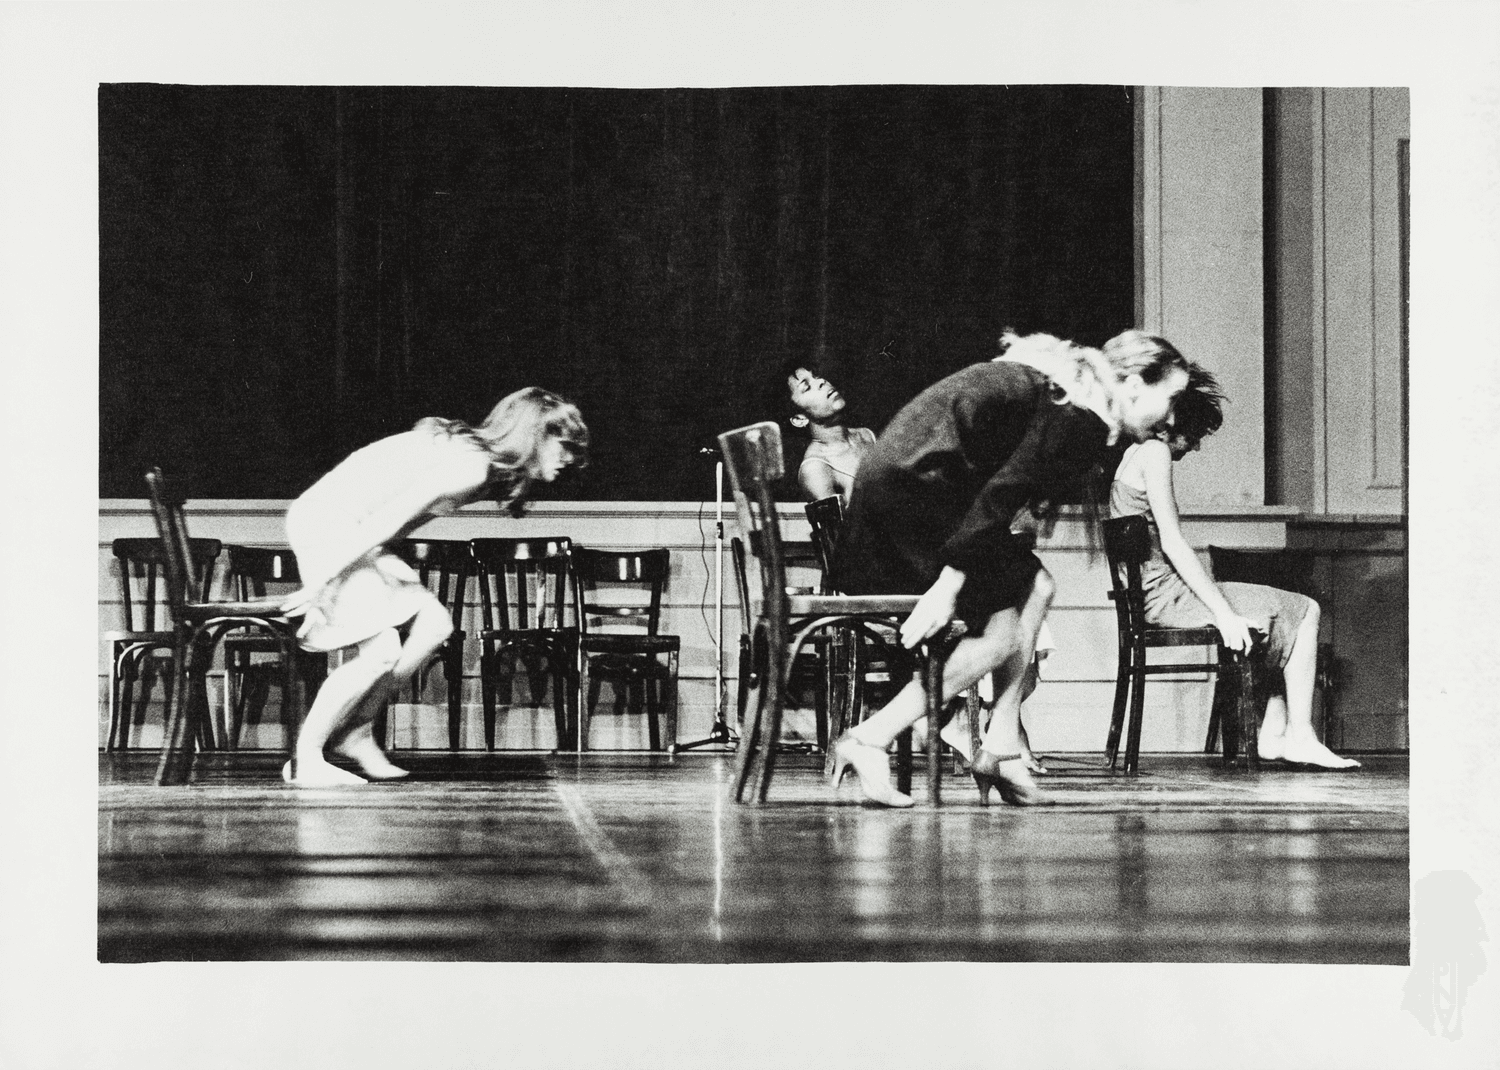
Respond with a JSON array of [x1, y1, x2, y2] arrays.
[[100, 84, 1135, 500]]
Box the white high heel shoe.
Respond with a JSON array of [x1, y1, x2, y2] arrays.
[[829, 734, 915, 808]]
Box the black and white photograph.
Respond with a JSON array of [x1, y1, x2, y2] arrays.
[[2, 4, 1497, 1069]]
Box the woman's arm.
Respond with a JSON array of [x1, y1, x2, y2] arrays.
[[1136, 439, 1255, 653], [797, 456, 840, 502]]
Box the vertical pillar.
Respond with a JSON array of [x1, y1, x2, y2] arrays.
[[1137, 87, 1265, 507]]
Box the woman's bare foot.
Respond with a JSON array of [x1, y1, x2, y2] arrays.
[[282, 756, 367, 786], [1276, 733, 1360, 769], [331, 724, 410, 780], [1017, 722, 1049, 775]]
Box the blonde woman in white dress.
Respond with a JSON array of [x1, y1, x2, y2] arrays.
[[279, 388, 589, 786]]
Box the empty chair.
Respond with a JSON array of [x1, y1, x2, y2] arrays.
[[144, 468, 302, 785], [104, 537, 221, 751], [469, 537, 580, 751], [718, 421, 959, 805], [220, 545, 327, 750], [575, 548, 680, 751], [390, 539, 472, 749], [1102, 514, 1266, 773]]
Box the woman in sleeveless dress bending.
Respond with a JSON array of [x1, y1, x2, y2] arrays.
[[1109, 369, 1357, 770], [279, 388, 589, 786]]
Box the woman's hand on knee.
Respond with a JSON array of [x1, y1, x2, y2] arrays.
[[1213, 611, 1255, 655]]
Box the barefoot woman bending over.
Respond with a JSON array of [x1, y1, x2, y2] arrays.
[[831, 330, 1193, 807], [1110, 369, 1358, 770], [279, 388, 589, 785]]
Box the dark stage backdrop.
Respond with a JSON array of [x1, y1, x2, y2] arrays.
[[100, 84, 1135, 501]]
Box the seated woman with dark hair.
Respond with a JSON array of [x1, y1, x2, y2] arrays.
[[781, 360, 877, 506], [1110, 367, 1358, 769]]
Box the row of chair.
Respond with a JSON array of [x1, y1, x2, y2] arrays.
[[108, 472, 683, 781], [120, 432, 1329, 797]]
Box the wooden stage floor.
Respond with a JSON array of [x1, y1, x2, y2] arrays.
[[99, 750, 1408, 964]]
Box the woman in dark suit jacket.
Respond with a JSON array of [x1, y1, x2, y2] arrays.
[[830, 330, 1193, 807]]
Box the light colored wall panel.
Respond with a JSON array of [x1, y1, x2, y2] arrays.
[[1319, 88, 1408, 515], [1139, 86, 1264, 508]]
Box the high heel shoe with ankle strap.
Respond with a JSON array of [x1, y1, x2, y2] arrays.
[[971, 749, 1052, 807], [830, 734, 915, 808]]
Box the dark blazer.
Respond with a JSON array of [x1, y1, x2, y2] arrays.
[[833, 360, 1109, 623]]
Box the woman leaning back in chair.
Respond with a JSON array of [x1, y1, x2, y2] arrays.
[[831, 329, 1195, 807], [1110, 368, 1358, 770], [782, 359, 877, 506], [278, 387, 589, 786]]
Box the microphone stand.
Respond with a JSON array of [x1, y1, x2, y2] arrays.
[[672, 455, 737, 752]]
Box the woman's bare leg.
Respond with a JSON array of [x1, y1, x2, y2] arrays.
[[287, 629, 402, 785], [1260, 601, 1358, 768], [330, 602, 453, 779], [938, 570, 1054, 765], [850, 609, 1020, 749]]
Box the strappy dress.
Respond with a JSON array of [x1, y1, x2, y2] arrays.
[[1109, 443, 1310, 669]]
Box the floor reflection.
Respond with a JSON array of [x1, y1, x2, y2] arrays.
[[99, 750, 1409, 963]]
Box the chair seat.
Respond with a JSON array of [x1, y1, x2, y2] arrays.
[[104, 629, 175, 645], [787, 593, 921, 617], [581, 634, 680, 655], [1141, 626, 1222, 646], [479, 628, 574, 643], [180, 598, 292, 623]]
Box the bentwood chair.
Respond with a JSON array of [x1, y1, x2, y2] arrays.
[[1206, 544, 1339, 751], [802, 495, 906, 771], [105, 537, 221, 750], [718, 421, 961, 804], [145, 468, 302, 785], [730, 537, 834, 752], [391, 539, 473, 749], [1102, 514, 1267, 773], [575, 548, 680, 751], [220, 545, 327, 750], [469, 537, 581, 751]]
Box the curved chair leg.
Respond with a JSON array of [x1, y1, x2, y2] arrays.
[[444, 643, 464, 750], [923, 641, 944, 806], [729, 625, 767, 803], [1105, 643, 1132, 769], [479, 647, 498, 752], [154, 634, 197, 786], [1123, 637, 1148, 775], [665, 651, 679, 751]]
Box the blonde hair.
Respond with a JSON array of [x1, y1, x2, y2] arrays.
[[417, 387, 589, 516], [994, 330, 1116, 408], [996, 328, 1190, 426]]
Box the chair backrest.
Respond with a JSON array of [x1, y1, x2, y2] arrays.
[[1101, 514, 1151, 636], [143, 468, 220, 615], [717, 422, 789, 649], [804, 495, 844, 593], [112, 536, 221, 633], [394, 539, 472, 632], [469, 537, 577, 633], [223, 545, 302, 601], [574, 547, 670, 636]]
